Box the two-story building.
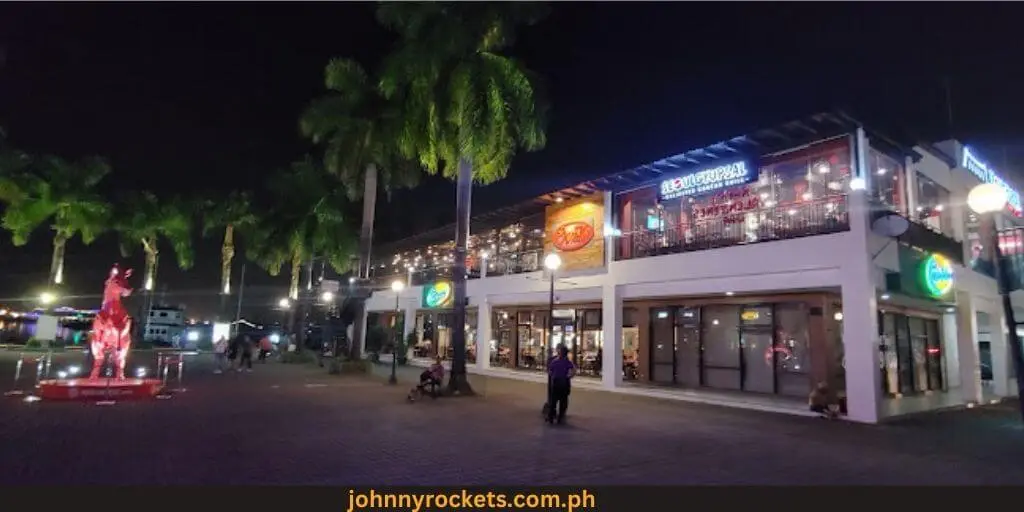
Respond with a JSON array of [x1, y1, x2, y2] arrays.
[[358, 111, 1024, 423]]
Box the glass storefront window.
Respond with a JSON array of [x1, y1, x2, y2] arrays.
[[879, 311, 945, 396], [914, 173, 953, 238], [491, 310, 515, 368], [775, 303, 811, 397], [615, 139, 851, 259], [701, 305, 741, 390], [622, 307, 639, 381], [868, 150, 906, 215]]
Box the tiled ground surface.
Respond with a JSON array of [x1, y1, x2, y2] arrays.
[[1, 350, 1023, 485]]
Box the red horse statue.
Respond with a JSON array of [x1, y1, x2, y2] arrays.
[[89, 264, 134, 379]]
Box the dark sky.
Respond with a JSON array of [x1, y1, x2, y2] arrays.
[[2, 2, 1024, 318]]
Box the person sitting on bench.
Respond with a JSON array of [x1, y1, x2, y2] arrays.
[[410, 356, 445, 399]]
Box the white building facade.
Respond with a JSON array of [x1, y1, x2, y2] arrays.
[[359, 112, 1023, 423]]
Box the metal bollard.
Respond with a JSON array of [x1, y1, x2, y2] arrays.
[[43, 351, 52, 379], [176, 356, 185, 391]]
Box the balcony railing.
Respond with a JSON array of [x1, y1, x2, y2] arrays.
[[972, 227, 1024, 291], [367, 249, 545, 290], [618, 196, 850, 261]]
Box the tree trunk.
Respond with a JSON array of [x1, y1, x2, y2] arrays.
[[221, 224, 234, 295], [350, 163, 378, 361], [288, 249, 302, 345], [143, 239, 159, 293], [49, 234, 67, 287], [447, 158, 475, 395]]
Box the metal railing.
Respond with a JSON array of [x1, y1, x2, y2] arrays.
[[617, 196, 850, 261], [366, 249, 546, 289]]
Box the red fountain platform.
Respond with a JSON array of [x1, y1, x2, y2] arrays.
[[37, 378, 165, 401]]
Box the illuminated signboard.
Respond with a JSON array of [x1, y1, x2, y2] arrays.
[[421, 281, 454, 309], [659, 161, 755, 200], [551, 221, 595, 252], [962, 146, 1022, 215], [921, 254, 954, 298]]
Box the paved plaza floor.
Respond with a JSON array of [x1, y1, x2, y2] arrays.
[[1, 350, 1023, 485]]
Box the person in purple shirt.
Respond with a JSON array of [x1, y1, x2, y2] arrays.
[[546, 344, 575, 425]]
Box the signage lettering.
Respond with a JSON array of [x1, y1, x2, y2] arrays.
[[962, 146, 1022, 215], [921, 253, 954, 298], [422, 281, 454, 309], [693, 187, 760, 224], [552, 221, 595, 252], [659, 161, 755, 200]]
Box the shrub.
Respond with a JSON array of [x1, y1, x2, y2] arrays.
[[24, 338, 42, 349]]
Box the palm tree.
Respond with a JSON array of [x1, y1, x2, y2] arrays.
[[115, 192, 194, 294], [200, 191, 256, 297], [0, 155, 112, 287], [377, 3, 549, 393], [247, 157, 356, 310], [301, 57, 422, 358]]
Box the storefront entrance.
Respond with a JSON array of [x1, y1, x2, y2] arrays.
[[879, 310, 944, 396], [491, 305, 602, 376], [646, 302, 813, 397]]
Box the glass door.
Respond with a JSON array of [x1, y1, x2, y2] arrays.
[[650, 309, 675, 384], [675, 307, 701, 387]]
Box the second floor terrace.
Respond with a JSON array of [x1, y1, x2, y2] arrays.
[[365, 112, 1008, 290]]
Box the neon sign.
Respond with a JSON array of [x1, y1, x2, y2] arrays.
[[962, 146, 1022, 215], [921, 253, 954, 298], [421, 281, 454, 309], [552, 221, 595, 252], [659, 161, 755, 200]]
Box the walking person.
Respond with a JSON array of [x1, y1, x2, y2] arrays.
[[258, 335, 273, 363], [546, 344, 575, 425], [213, 336, 228, 374], [237, 335, 254, 372]]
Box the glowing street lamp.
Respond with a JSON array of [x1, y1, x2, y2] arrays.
[[278, 298, 291, 309], [389, 279, 405, 385], [320, 291, 335, 303], [967, 182, 1024, 423], [39, 291, 57, 306]]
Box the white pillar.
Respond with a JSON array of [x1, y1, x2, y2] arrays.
[[403, 299, 417, 340], [356, 307, 369, 358], [840, 142, 883, 423], [903, 155, 917, 217], [988, 304, 1011, 397], [954, 292, 982, 403], [476, 298, 491, 371], [601, 283, 623, 389], [480, 256, 488, 279]]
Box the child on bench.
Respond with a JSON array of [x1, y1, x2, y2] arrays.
[[408, 356, 445, 401]]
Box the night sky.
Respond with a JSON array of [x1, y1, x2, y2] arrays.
[[2, 2, 1024, 318]]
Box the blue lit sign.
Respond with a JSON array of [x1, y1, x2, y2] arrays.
[[659, 161, 755, 200], [962, 146, 1022, 215], [646, 215, 663, 230]]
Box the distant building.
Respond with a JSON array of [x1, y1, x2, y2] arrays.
[[143, 305, 186, 346]]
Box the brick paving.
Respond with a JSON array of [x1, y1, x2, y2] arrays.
[[1, 350, 1023, 485]]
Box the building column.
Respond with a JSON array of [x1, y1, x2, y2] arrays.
[[601, 283, 623, 389], [476, 298, 491, 371], [954, 292, 982, 403], [356, 308, 369, 358], [403, 300, 417, 341], [841, 140, 883, 423], [987, 304, 1012, 397]]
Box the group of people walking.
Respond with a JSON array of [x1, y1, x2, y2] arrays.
[[213, 333, 275, 373]]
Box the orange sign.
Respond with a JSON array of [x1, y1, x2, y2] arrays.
[[552, 221, 595, 252], [544, 194, 605, 272]]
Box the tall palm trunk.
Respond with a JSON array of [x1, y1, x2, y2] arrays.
[[447, 158, 474, 395], [350, 163, 377, 360], [143, 238, 159, 292], [220, 224, 235, 295], [287, 249, 302, 346], [49, 233, 67, 286], [218, 224, 235, 320]]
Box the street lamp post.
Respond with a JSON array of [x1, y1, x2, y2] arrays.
[[389, 279, 405, 385], [967, 182, 1024, 423], [544, 253, 562, 363]]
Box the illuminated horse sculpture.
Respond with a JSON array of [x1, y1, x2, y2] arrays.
[[89, 265, 135, 379]]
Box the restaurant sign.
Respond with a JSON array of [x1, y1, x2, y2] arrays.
[[921, 253, 954, 298], [552, 221, 595, 252], [659, 160, 756, 201], [962, 146, 1022, 215], [421, 281, 454, 309]]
